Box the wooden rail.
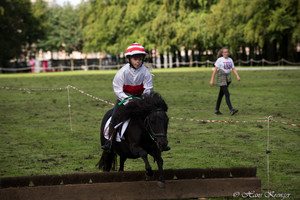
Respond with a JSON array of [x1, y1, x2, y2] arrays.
[[0, 167, 261, 200]]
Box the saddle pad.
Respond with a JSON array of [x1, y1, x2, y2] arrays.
[[104, 117, 130, 142]]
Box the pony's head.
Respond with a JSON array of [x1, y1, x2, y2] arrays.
[[144, 108, 169, 151], [120, 92, 168, 119], [120, 92, 169, 151]]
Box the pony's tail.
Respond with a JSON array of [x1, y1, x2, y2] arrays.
[[96, 151, 117, 172]]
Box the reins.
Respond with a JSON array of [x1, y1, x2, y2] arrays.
[[118, 95, 142, 106], [118, 95, 167, 141], [144, 110, 167, 141]]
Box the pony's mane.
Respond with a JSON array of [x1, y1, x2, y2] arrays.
[[118, 92, 168, 121]]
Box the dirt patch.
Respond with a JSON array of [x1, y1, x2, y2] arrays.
[[286, 171, 300, 175], [256, 125, 263, 128], [85, 155, 93, 160], [236, 134, 250, 139], [38, 158, 56, 163]]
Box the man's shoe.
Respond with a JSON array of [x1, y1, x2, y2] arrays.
[[230, 109, 238, 116], [101, 140, 112, 151], [214, 110, 223, 115]]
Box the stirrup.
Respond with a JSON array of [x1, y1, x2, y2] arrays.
[[102, 140, 112, 151]]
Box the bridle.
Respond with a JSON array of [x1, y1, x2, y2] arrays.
[[144, 109, 167, 141]]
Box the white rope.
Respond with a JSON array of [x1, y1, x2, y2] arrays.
[[1, 58, 300, 72], [67, 85, 115, 106], [67, 85, 73, 132], [247, 59, 260, 63], [281, 58, 300, 65], [0, 86, 66, 91], [0, 66, 32, 71], [237, 59, 251, 64], [263, 59, 281, 65], [234, 67, 300, 71], [1, 85, 299, 127]]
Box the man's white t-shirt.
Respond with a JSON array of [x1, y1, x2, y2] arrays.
[[214, 57, 235, 74]]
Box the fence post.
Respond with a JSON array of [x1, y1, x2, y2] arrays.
[[98, 52, 103, 70], [266, 116, 273, 193], [67, 86, 73, 132]]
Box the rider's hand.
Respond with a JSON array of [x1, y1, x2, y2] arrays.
[[123, 97, 133, 105]]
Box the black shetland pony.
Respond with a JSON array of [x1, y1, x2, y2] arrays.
[[97, 92, 169, 187]]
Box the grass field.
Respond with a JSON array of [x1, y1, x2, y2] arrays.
[[0, 67, 299, 199]]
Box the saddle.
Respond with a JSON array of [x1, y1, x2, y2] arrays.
[[104, 117, 131, 142]]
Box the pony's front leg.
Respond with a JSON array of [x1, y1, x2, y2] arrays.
[[119, 156, 127, 171], [141, 154, 154, 179], [130, 144, 153, 178], [156, 155, 165, 188]]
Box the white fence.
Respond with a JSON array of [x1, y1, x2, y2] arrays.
[[1, 58, 300, 72]]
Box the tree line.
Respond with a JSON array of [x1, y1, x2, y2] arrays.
[[1, 0, 299, 68]]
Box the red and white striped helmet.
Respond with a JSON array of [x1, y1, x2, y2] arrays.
[[125, 43, 147, 58]]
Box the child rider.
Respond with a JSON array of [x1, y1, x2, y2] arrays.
[[102, 43, 170, 152]]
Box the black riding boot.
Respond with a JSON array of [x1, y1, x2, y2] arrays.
[[102, 123, 117, 151]]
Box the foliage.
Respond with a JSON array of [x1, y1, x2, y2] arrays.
[[1, 0, 299, 66], [0, 69, 299, 197], [37, 2, 83, 56], [0, 0, 44, 66], [80, 0, 299, 61]]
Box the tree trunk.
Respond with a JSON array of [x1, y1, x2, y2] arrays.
[[99, 52, 102, 70], [280, 34, 296, 62], [85, 55, 88, 71], [178, 50, 182, 66], [185, 48, 189, 67], [71, 58, 74, 71], [240, 46, 246, 61], [190, 49, 194, 67], [263, 39, 277, 62]]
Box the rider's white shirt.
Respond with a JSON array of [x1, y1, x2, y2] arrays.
[[113, 63, 153, 101]]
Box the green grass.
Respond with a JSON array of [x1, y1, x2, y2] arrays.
[[0, 68, 300, 199]]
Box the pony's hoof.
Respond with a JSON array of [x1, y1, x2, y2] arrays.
[[157, 181, 165, 188], [145, 174, 154, 181]]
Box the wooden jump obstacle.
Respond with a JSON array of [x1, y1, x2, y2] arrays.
[[0, 167, 261, 200]]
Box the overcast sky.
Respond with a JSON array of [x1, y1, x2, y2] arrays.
[[56, 0, 85, 7]]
